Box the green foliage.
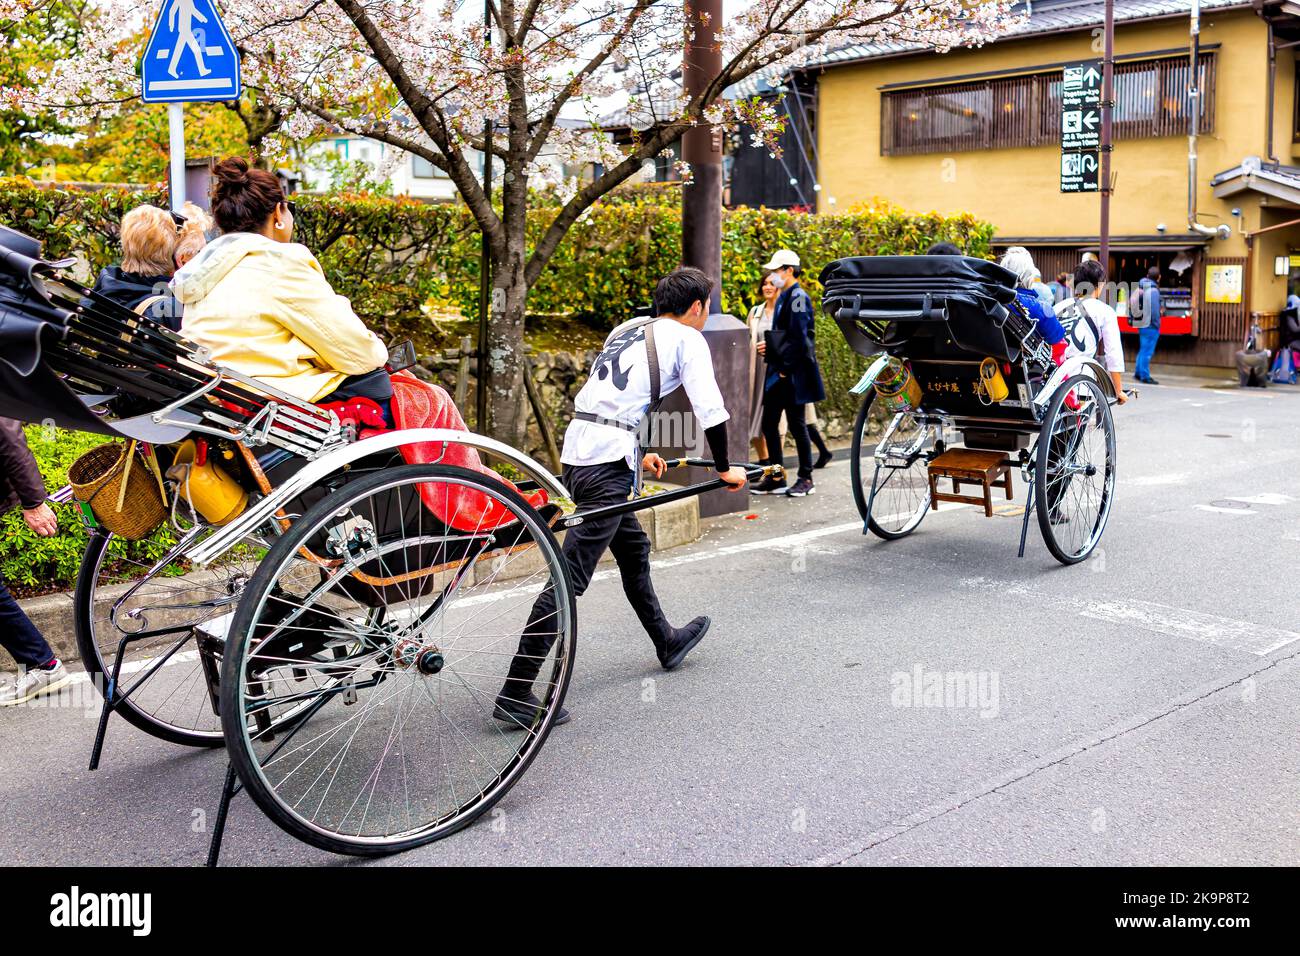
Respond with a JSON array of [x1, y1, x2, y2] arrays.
[[0, 427, 178, 591], [0, 3, 83, 176], [0, 181, 992, 588], [302, 152, 396, 197], [57, 101, 249, 185], [0, 177, 168, 278]]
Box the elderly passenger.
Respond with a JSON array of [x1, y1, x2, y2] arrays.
[[173, 201, 211, 270], [92, 204, 185, 329], [172, 157, 391, 419], [999, 246, 1066, 356]]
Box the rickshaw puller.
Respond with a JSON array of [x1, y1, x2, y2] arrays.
[[495, 267, 747, 727]]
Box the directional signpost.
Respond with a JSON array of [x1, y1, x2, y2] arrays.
[[1060, 60, 1101, 193], [140, 0, 241, 210]]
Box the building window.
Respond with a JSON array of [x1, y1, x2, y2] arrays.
[[412, 154, 444, 179], [881, 53, 1216, 156], [1293, 59, 1300, 142]]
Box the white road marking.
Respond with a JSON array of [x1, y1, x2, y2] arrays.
[[1078, 599, 1300, 656], [1225, 493, 1293, 506], [957, 577, 1300, 657], [1125, 473, 1187, 487], [1194, 504, 1257, 515], [63, 649, 201, 684]]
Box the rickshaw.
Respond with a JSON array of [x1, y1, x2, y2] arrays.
[[821, 255, 1121, 565], [0, 225, 766, 862]]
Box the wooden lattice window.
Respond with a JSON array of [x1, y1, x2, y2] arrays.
[[881, 53, 1216, 156]]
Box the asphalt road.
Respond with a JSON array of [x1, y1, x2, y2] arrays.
[[2, 376, 1298, 867]]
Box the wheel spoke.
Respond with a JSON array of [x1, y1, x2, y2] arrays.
[[223, 464, 574, 851]]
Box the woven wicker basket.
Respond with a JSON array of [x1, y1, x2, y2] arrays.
[[68, 441, 167, 540]]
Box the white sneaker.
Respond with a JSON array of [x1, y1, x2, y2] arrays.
[[0, 661, 73, 707]]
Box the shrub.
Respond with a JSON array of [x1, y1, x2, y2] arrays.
[[0, 180, 993, 587], [0, 427, 181, 592]]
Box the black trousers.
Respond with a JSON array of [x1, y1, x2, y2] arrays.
[[0, 571, 56, 669], [501, 461, 673, 701], [762, 376, 813, 480]]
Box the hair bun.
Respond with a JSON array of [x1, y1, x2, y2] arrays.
[[212, 156, 251, 188]]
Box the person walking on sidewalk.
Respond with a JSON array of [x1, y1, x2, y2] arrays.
[[494, 267, 748, 728], [753, 249, 825, 497], [746, 273, 832, 469], [1134, 267, 1163, 384], [0, 418, 71, 706]]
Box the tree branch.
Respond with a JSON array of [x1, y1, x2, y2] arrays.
[[525, 118, 690, 286], [527, 0, 654, 163]]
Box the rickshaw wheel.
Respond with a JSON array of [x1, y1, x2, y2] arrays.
[[220, 463, 576, 856], [74, 525, 260, 747], [1034, 374, 1116, 565], [850, 395, 936, 540]]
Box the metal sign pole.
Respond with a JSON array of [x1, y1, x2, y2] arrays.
[[1099, 0, 1115, 271], [168, 103, 186, 212]]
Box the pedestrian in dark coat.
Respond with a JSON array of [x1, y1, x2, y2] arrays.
[[0, 418, 71, 705], [753, 249, 825, 497]]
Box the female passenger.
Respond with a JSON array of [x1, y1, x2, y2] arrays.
[[172, 157, 391, 419]]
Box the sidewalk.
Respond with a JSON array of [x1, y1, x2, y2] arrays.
[[1132, 363, 1300, 394]]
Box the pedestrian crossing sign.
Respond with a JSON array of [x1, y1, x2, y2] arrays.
[[140, 0, 241, 103]]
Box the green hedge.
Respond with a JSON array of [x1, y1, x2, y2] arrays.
[[0, 178, 993, 590], [0, 177, 992, 330], [0, 426, 180, 592]]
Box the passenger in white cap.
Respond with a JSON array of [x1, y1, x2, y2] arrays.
[[762, 249, 802, 272]]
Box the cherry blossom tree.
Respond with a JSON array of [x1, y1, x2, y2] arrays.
[[3, 0, 1018, 441]]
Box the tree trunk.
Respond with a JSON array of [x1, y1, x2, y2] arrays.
[[486, 240, 529, 446]]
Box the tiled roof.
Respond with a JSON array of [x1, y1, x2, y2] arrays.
[[809, 0, 1251, 70], [725, 0, 1251, 98], [625, 1, 1251, 117], [1210, 158, 1300, 186]]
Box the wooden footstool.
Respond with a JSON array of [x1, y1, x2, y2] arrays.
[[927, 449, 1013, 517]]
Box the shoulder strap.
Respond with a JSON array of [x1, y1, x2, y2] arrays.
[[604, 315, 662, 405], [645, 320, 660, 406], [133, 294, 167, 317]]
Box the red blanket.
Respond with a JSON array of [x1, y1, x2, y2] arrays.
[[388, 371, 549, 532]]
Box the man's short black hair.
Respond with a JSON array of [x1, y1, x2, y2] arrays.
[[1073, 258, 1107, 297], [654, 266, 713, 317], [1147, 266, 1161, 281], [926, 241, 962, 256]]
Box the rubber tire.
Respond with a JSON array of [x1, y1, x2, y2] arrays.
[[74, 529, 223, 748], [849, 394, 931, 540], [1034, 375, 1115, 566], [220, 463, 576, 857]]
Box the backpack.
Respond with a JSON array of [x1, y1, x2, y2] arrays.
[[1127, 285, 1151, 329]]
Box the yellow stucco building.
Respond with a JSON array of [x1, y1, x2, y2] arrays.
[[807, 0, 1300, 367]]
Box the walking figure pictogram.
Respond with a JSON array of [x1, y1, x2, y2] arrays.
[[167, 0, 212, 78]]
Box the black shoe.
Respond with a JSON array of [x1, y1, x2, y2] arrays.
[[1145, 376, 1159, 385], [814, 449, 834, 469], [493, 692, 570, 730], [752, 475, 787, 495], [784, 477, 815, 497], [659, 616, 710, 671]]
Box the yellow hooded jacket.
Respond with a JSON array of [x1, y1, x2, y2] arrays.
[[172, 232, 388, 402]]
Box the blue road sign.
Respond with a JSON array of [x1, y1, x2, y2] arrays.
[[141, 0, 241, 103]]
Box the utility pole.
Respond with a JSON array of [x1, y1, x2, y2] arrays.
[[681, 0, 723, 312], [475, 0, 493, 432], [1098, 0, 1114, 273]]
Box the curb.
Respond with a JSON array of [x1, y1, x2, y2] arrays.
[[6, 493, 701, 669]]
